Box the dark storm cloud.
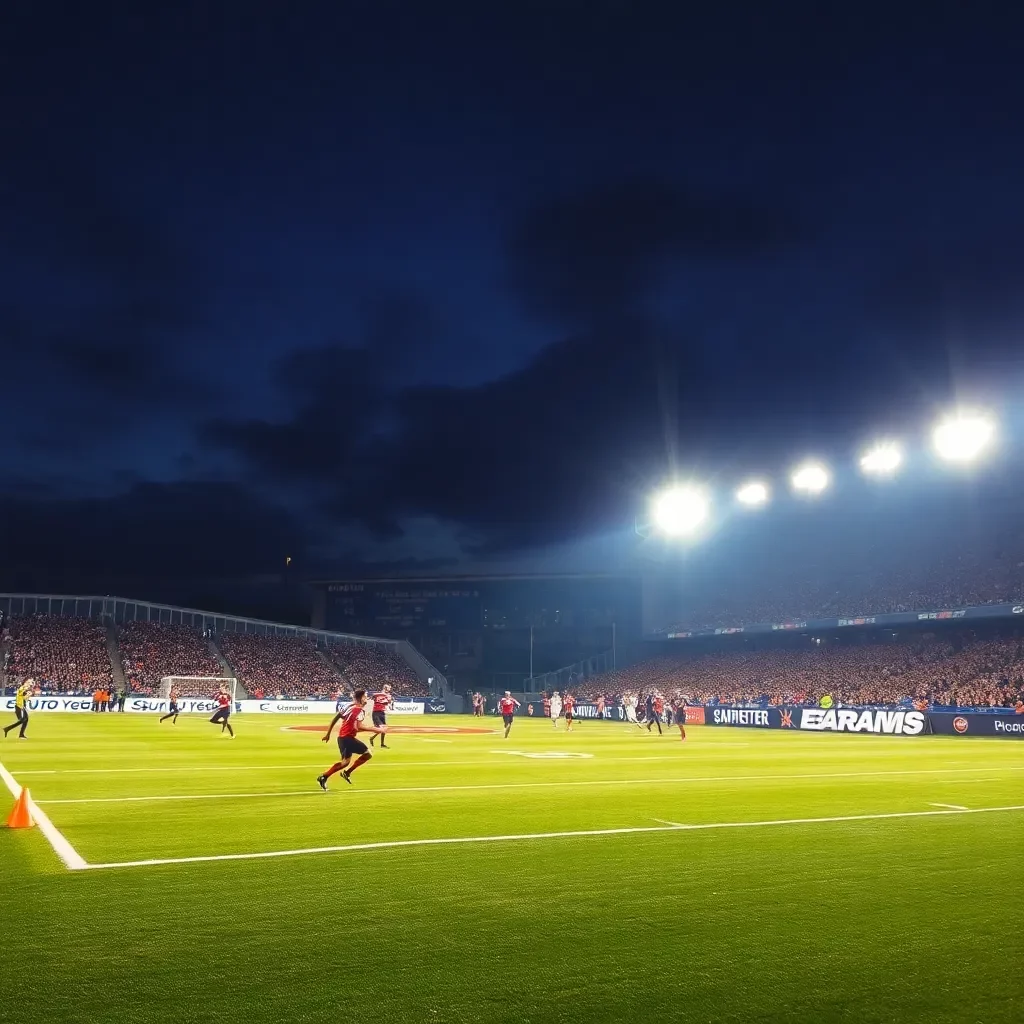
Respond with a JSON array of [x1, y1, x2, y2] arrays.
[[0, 482, 305, 584], [507, 180, 800, 322]]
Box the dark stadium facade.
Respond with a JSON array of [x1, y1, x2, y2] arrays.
[[310, 574, 643, 691]]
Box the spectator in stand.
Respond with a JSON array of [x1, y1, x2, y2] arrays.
[[583, 631, 1024, 711], [5, 615, 112, 695], [118, 621, 224, 696]]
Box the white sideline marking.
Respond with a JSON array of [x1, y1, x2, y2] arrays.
[[81, 804, 1024, 871], [651, 817, 686, 827], [0, 761, 87, 871], [929, 802, 968, 811], [35, 764, 1024, 806]]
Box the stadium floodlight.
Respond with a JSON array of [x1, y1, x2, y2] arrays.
[[651, 484, 710, 537], [790, 461, 830, 495], [859, 441, 903, 477], [736, 480, 770, 507], [931, 410, 996, 463]]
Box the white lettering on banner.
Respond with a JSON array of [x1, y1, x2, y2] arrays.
[[712, 708, 770, 727], [800, 708, 925, 736], [1013, 606, 1024, 615], [994, 720, 1024, 734], [388, 702, 425, 715]]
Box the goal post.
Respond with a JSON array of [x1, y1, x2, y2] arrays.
[[159, 676, 238, 700]]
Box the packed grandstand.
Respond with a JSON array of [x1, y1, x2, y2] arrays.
[[578, 632, 1024, 711], [3, 610, 1023, 711], [1, 614, 427, 699]]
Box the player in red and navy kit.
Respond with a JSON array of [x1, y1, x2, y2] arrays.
[[498, 691, 521, 738], [209, 685, 234, 737], [563, 693, 576, 732], [542, 693, 551, 719], [369, 684, 393, 748], [160, 686, 182, 724], [317, 690, 384, 788]]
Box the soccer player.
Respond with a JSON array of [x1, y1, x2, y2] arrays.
[[672, 697, 687, 741], [3, 679, 37, 739], [498, 691, 521, 738], [317, 689, 384, 788], [209, 685, 234, 738], [563, 692, 576, 732], [369, 684, 393, 748], [624, 693, 641, 728], [549, 690, 562, 728], [159, 685, 182, 724], [542, 692, 551, 719], [647, 692, 664, 735], [596, 695, 606, 720]]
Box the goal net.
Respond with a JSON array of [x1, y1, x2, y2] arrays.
[[159, 676, 238, 700]]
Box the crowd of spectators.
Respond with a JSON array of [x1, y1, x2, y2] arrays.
[[216, 634, 344, 699], [579, 632, 1024, 710], [326, 642, 426, 696], [119, 621, 224, 696], [2, 615, 113, 694]]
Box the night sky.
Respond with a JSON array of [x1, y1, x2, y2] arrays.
[[3, 2, 1024, 590]]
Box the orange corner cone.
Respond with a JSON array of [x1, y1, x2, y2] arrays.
[[6, 788, 34, 829]]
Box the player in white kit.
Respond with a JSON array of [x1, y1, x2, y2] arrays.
[[624, 693, 641, 727], [549, 691, 563, 728]]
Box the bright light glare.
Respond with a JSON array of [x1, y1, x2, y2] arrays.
[[932, 411, 996, 463], [791, 461, 830, 495], [651, 485, 710, 536], [736, 480, 770, 507], [860, 441, 903, 476]]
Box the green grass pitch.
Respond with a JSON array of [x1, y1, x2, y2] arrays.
[[2, 713, 1022, 1023]]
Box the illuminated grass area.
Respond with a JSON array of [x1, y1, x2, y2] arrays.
[[2, 714, 1022, 1022]]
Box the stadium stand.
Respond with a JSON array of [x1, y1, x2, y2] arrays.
[[118, 621, 225, 696], [4, 615, 113, 694], [581, 632, 1024, 710], [216, 633, 346, 699], [653, 504, 1024, 633], [325, 641, 427, 696]]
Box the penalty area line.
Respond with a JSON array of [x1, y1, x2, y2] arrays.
[[0, 760, 88, 871], [81, 804, 1024, 871]]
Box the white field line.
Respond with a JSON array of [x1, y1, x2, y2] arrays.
[[14, 753, 755, 776], [35, 764, 1024, 806], [651, 817, 686, 827], [81, 804, 1024, 871], [929, 802, 969, 811], [0, 761, 87, 870]]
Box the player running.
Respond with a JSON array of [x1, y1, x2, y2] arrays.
[[3, 679, 37, 740], [542, 693, 551, 719], [563, 692, 576, 732], [369, 684, 393, 748], [159, 685, 182, 725], [498, 691, 521, 738], [549, 690, 563, 728], [317, 689, 384, 788], [624, 693, 642, 728], [209, 685, 234, 738], [646, 692, 664, 735], [671, 696, 688, 741]]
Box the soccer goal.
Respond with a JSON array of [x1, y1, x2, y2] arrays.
[[159, 676, 238, 700]]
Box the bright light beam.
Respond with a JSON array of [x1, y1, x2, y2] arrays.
[[860, 441, 903, 477], [651, 485, 710, 537], [791, 461, 830, 495], [736, 480, 770, 507], [932, 411, 996, 463]]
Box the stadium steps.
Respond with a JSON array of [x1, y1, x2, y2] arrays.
[[209, 637, 249, 698], [315, 648, 345, 683], [104, 622, 128, 693]]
